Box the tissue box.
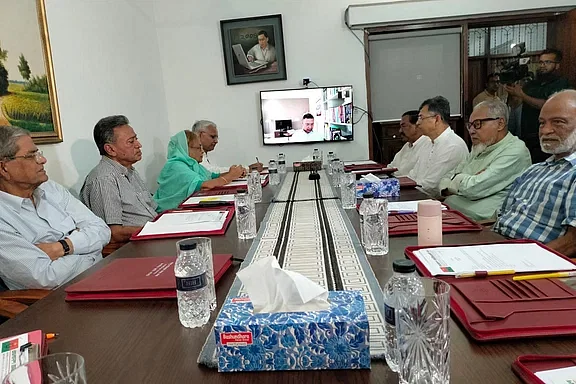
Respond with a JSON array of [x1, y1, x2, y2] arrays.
[[214, 291, 370, 372], [292, 161, 322, 172], [356, 178, 400, 198]]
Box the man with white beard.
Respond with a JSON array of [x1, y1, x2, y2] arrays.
[[439, 100, 531, 221], [494, 90, 576, 257]]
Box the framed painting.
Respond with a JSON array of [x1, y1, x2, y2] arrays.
[[220, 14, 287, 86], [0, 0, 62, 144]]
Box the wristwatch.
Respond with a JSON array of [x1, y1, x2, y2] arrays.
[[58, 239, 71, 256]]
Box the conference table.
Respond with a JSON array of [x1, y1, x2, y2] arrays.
[[1, 177, 575, 383]]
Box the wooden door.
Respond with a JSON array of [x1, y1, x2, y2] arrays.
[[554, 9, 576, 87]]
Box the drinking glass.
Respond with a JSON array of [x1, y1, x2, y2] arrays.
[[396, 278, 451, 384], [3, 353, 86, 384]]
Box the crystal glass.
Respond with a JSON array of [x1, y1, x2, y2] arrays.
[[396, 278, 451, 384], [234, 191, 256, 239], [331, 159, 343, 187], [247, 170, 262, 203], [3, 353, 86, 384], [179, 237, 216, 311], [340, 172, 357, 209], [327, 152, 335, 174]]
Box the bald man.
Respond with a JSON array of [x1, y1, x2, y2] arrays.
[[493, 90, 576, 257]]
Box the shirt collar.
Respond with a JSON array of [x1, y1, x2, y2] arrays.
[[0, 183, 46, 213], [102, 156, 133, 176], [545, 151, 576, 166]]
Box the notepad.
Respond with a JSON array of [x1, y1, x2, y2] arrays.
[[536, 366, 576, 384], [413, 243, 576, 276], [344, 160, 377, 166], [139, 210, 228, 236], [182, 194, 235, 206], [388, 200, 448, 213]]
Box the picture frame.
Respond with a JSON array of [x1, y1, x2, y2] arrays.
[[0, 0, 62, 144], [220, 14, 287, 86]]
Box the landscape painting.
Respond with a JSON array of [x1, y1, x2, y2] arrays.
[[0, 0, 62, 144]]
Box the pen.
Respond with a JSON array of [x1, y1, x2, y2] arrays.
[[45, 333, 59, 340], [255, 156, 260, 164], [513, 271, 576, 281], [455, 269, 516, 279]]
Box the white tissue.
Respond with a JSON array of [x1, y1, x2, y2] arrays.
[[236, 257, 330, 313], [301, 155, 314, 162], [360, 173, 381, 183]]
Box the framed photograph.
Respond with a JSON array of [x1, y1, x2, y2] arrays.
[[0, 0, 62, 144], [220, 14, 287, 86]]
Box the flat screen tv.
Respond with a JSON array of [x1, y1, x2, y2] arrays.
[[260, 86, 354, 145]]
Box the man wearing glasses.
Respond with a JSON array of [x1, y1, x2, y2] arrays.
[[408, 96, 469, 196], [505, 48, 572, 163], [0, 126, 110, 289], [493, 90, 576, 257], [439, 100, 531, 221]]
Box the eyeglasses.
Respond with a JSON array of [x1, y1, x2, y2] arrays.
[[538, 60, 559, 65], [5, 150, 45, 163], [417, 114, 437, 122], [466, 117, 500, 130]]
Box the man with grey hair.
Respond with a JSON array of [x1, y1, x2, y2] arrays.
[[191, 120, 263, 174], [81, 115, 157, 244], [439, 99, 531, 221], [0, 126, 110, 290]]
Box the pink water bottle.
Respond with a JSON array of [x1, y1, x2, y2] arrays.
[[417, 200, 443, 246]]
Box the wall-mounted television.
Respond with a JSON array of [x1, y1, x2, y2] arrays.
[[260, 86, 354, 145]]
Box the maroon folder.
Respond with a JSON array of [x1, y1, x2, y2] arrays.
[[190, 176, 269, 197], [397, 176, 417, 189], [405, 239, 576, 341], [130, 206, 235, 241], [344, 162, 397, 175], [65, 255, 233, 301], [512, 355, 576, 384], [388, 210, 482, 236]]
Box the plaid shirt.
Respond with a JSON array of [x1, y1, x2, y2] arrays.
[[493, 152, 576, 243]]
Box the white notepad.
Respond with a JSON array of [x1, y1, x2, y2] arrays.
[[138, 210, 228, 236], [535, 365, 576, 384]]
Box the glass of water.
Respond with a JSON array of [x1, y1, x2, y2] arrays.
[[396, 278, 451, 384], [247, 170, 262, 203], [3, 353, 86, 384], [340, 172, 357, 209], [234, 189, 256, 240]]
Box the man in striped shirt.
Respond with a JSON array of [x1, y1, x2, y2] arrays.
[[493, 90, 576, 257], [81, 115, 157, 243]]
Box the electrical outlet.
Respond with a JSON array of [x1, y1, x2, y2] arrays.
[[302, 77, 310, 86]]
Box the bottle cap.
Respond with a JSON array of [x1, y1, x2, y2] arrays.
[[328, 151, 334, 154], [392, 259, 416, 273], [333, 158, 340, 161], [418, 200, 442, 217], [362, 192, 374, 198], [179, 240, 197, 251], [236, 189, 247, 194]]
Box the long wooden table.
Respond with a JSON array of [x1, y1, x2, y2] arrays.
[[1, 181, 575, 383]]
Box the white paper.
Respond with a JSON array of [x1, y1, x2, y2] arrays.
[[344, 160, 377, 166], [535, 366, 576, 384], [233, 175, 268, 182], [237, 257, 330, 313], [360, 173, 382, 183], [182, 194, 235, 206], [414, 243, 576, 276], [0, 333, 29, 380], [138, 210, 228, 236], [388, 200, 448, 213]]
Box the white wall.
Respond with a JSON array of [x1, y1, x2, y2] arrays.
[[43, 0, 169, 194]]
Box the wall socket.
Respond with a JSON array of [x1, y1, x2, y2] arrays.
[[302, 77, 311, 86]]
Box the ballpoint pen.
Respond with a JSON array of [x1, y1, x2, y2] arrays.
[[455, 269, 516, 279], [45, 333, 59, 340], [513, 271, 576, 281], [256, 156, 260, 164]]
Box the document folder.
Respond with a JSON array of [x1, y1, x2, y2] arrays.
[[512, 354, 576, 384], [388, 209, 482, 236], [405, 239, 576, 341], [397, 176, 417, 189], [65, 255, 233, 301]]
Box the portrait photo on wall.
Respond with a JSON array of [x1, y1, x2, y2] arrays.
[[220, 14, 287, 85], [0, 0, 62, 144]]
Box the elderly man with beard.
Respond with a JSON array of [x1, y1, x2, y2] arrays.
[[493, 90, 576, 257], [439, 100, 531, 221]]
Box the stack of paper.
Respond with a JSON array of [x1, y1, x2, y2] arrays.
[[182, 194, 235, 206], [138, 210, 228, 236], [344, 160, 377, 166], [388, 200, 448, 213]]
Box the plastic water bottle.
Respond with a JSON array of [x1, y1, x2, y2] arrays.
[[327, 152, 335, 175], [234, 189, 257, 239], [269, 159, 280, 185], [383, 259, 424, 372], [278, 153, 287, 174], [174, 240, 210, 328], [363, 198, 388, 256], [312, 148, 321, 162], [247, 170, 262, 203], [340, 171, 357, 209], [358, 192, 374, 245]]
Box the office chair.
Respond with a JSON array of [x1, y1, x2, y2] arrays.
[[0, 279, 50, 319]]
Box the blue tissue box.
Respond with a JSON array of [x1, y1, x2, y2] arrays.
[[356, 178, 400, 198], [214, 290, 370, 372]]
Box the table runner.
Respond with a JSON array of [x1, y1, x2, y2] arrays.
[[198, 171, 386, 367]]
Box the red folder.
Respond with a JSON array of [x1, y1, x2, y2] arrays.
[[130, 206, 234, 241], [65, 255, 233, 301], [512, 355, 576, 384], [344, 163, 398, 175], [405, 239, 576, 341], [397, 176, 417, 189], [388, 210, 482, 236]]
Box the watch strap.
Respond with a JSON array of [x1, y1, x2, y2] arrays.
[[58, 239, 70, 256]]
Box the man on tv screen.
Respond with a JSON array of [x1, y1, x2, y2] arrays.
[[291, 113, 325, 143]]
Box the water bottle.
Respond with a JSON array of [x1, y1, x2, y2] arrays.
[[363, 198, 388, 256], [174, 240, 210, 328], [383, 259, 424, 372], [247, 170, 262, 203], [234, 189, 257, 239], [312, 148, 321, 162], [332, 158, 343, 187], [268, 159, 280, 185], [327, 152, 335, 175], [278, 153, 287, 174], [358, 192, 374, 245], [340, 171, 357, 210]]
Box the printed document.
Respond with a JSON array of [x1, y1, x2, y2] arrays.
[[535, 365, 576, 384], [183, 194, 235, 206], [1, 333, 29, 379], [138, 210, 228, 236]]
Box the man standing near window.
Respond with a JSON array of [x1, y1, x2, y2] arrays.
[[505, 48, 572, 163]]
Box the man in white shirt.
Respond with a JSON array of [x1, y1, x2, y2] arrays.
[[290, 113, 325, 143], [247, 30, 277, 64], [191, 120, 263, 174], [388, 110, 431, 175], [408, 96, 469, 196]]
